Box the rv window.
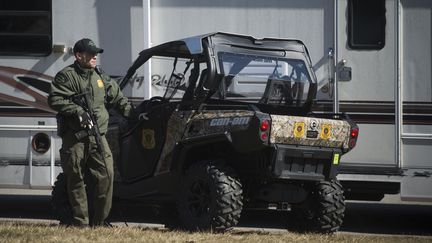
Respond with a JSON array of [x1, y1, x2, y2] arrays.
[[0, 0, 52, 56], [348, 0, 386, 50]]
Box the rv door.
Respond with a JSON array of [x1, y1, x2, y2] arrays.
[[335, 0, 400, 172], [399, 0, 432, 201]]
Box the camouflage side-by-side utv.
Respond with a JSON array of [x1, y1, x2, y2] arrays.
[[52, 32, 359, 233]]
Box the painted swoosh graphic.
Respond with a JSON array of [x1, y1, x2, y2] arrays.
[[0, 66, 55, 113]]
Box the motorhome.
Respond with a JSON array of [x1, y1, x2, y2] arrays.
[[1, 0, 431, 203]]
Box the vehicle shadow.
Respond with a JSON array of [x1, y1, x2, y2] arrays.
[[0, 194, 53, 220], [0, 194, 431, 236]]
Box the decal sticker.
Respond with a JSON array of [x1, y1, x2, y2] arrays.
[[304, 119, 320, 139], [141, 129, 155, 149], [333, 153, 340, 165], [209, 117, 250, 126], [320, 124, 332, 140], [294, 122, 305, 138], [309, 119, 318, 131], [97, 79, 104, 88]]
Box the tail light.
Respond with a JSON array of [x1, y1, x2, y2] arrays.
[[260, 119, 270, 131], [349, 126, 359, 149], [259, 119, 271, 142]]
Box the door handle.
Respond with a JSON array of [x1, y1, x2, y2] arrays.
[[338, 59, 352, 82]]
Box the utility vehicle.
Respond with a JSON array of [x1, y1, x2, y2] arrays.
[[52, 32, 358, 233]]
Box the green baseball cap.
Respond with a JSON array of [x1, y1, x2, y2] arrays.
[[73, 38, 104, 54]]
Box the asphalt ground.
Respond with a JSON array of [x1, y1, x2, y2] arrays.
[[0, 191, 431, 236]]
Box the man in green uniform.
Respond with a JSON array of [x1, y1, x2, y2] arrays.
[[48, 38, 133, 227]]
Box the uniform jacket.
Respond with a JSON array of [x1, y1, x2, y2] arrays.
[[48, 61, 132, 135]]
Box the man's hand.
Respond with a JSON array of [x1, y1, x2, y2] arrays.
[[79, 112, 94, 129]]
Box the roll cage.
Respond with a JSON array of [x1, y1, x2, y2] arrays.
[[120, 32, 317, 110]]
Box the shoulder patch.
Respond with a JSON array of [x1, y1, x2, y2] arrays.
[[54, 66, 74, 84], [54, 72, 68, 84]]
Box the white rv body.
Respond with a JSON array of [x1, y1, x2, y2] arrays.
[[0, 0, 431, 202], [0, 0, 147, 188]]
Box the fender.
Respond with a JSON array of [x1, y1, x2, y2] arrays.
[[170, 132, 234, 172]]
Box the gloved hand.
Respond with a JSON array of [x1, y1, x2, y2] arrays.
[[78, 112, 94, 129]]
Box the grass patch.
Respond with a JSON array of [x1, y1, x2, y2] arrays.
[[0, 221, 430, 243]]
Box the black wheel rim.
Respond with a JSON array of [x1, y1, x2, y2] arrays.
[[187, 179, 211, 217]]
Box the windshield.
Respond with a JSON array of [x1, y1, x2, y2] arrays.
[[149, 55, 201, 100], [213, 51, 313, 107]]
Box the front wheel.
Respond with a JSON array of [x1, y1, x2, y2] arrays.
[[176, 162, 243, 231], [51, 172, 94, 226], [293, 179, 345, 233], [51, 173, 73, 225]]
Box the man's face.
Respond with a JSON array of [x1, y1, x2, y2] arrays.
[[75, 52, 98, 68]]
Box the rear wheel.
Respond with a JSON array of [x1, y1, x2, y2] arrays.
[[293, 179, 345, 233], [176, 162, 243, 231]]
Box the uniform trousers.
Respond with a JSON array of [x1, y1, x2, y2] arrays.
[[59, 130, 113, 226]]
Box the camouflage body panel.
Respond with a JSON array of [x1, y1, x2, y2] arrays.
[[270, 115, 351, 149], [183, 110, 255, 139], [155, 110, 195, 175]]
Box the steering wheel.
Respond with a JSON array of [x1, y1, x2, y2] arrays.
[[149, 96, 165, 103], [135, 96, 167, 115]]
